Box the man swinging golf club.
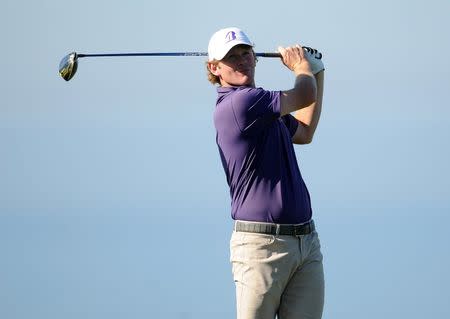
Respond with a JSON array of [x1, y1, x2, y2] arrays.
[[206, 27, 325, 319]]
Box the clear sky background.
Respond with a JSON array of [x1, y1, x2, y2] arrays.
[[2, 0, 449, 318]]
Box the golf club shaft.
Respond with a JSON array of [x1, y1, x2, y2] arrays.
[[76, 52, 282, 58], [60, 49, 321, 81]]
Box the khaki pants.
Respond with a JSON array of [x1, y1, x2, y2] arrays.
[[230, 227, 324, 319]]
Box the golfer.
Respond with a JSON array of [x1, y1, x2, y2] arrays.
[[206, 27, 325, 319]]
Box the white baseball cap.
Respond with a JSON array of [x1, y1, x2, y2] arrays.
[[207, 27, 253, 61]]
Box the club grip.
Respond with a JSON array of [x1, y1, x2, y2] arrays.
[[256, 52, 281, 58]]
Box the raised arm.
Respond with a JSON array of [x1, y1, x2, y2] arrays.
[[279, 45, 317, 116], [292, 70, 324, 144]]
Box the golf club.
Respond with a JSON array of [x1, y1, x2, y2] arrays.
[[59, 49, 322, 81]]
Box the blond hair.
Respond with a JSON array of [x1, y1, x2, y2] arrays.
[[205, 60, 221, 86]]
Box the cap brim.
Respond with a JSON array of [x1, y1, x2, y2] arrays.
[[210, 40, 253, 61]]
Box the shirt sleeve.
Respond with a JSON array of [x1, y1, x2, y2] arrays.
[[230, 87, 281, 135], [281, 114, 299, 137]]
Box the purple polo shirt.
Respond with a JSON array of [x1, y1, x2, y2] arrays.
[[214, 86, 312, 224]]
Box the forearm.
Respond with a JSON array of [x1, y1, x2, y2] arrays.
[[293, 70, 324, 141], [280, 65, 317, 116], [279, 45, 319, 116]]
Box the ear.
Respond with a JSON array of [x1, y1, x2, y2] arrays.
[[208, 62, 220, 76], [253, 51, 258, 65]]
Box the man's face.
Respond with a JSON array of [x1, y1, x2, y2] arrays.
[[211, 45, 256, 87]]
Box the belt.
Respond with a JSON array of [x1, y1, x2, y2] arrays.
[[234, 220, 315, 236]]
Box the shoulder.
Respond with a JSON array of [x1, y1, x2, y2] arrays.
[[226, 87, 280, 110], [216, 86, 281, 120], [215, 87, 282, 134], [234, 86, 276, 100]]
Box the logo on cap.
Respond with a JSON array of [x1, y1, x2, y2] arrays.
[[225, 31, 237, 43]]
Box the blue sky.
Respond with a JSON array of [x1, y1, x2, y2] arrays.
[[2, 0, 450, 318]]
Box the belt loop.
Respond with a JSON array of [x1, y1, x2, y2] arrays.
[[275, 224, 280, 235]]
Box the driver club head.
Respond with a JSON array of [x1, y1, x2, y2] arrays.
[[59, 52, 78, 81]]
